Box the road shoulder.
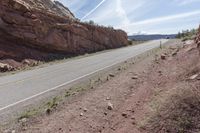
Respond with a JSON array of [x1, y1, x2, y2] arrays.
[[1, 40, 180, 133]]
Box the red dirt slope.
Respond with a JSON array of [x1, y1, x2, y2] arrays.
[[5, 40, 199, 133]]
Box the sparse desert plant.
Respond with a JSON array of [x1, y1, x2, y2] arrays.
[[142, 85, 200, 133], [128, 40, 132, 45], [88, 20, 95, 25], [176, 28, 198, 40], [75, 87, 86, 92], [65, 91, 71, 97], [19, 109, 38, 120], [108, 25, 114, 30], [182, 36, 191, 42], [46, 96, 60, 109]]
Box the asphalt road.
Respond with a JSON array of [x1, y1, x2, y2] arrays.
[[0, 39, 168, 112]]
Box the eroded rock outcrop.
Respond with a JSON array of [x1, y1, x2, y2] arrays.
[[196, 26, 200, 49], [0, 0, 128, 70]]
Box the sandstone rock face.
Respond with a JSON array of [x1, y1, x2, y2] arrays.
[[53, 1, 75, 19], [0, 0, 128, 69]]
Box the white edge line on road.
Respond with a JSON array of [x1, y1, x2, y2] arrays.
[[0, 45, 160, 112]]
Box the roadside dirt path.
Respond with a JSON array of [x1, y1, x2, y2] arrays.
[[5, 40, 200, 133]]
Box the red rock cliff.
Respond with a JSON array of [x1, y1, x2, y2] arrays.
[[0, 0, 128, 68]]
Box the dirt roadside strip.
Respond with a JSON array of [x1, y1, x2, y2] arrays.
[[10, 39, 199, 133], [0, 40, 177, 132]]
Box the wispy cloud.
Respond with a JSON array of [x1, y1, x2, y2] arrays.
[[115, 0, 130, 25], [84, 0, 145, 27], [120, 10, 200, 27], [81, 0, 107, 20], [174, 0, 200, 5], [58, 0, 87, 13], [121, 10, 200, 34]]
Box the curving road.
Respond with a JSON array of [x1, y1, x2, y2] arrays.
[[0, 40, 168, 112]]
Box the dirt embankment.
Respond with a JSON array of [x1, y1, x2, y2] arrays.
[[196, 26, 200, 51], [0, 0, 128, 71], [2, 39, 198, 133]]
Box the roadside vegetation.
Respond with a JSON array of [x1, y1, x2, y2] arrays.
[[84, 20, 114, 30], [143, 86, 200, 132], [176, 28, 198, 41], [140, 38, 200, 132]]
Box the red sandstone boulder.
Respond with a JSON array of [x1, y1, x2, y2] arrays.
[[0, 63, 13, 72]]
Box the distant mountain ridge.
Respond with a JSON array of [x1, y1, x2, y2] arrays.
[[128, 34, 177, 41]]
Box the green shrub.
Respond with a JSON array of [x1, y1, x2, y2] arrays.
[[128, 40, 132, 45]]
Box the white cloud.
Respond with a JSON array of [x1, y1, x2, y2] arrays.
[[120, 10, 200, 27], [120, 10, 200, 35], [58, 0, 89, 16], [115, 0, 130, 25], [174, 0, 200, 5], [84, 0, 145, 27]]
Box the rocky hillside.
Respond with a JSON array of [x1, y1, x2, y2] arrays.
[[0, 0, 128, 71], [196, 26, 200, 48], [14, 0, 75, 19]]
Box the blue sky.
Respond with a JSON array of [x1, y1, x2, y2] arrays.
[[58, 0, 200, 35]]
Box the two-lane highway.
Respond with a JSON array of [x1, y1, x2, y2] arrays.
[[0, 40, 168, 112]]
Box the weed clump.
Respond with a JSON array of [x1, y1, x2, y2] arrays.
[[143, 86, 200, 133]]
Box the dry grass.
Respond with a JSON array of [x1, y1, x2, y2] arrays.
[[138, 43, 200, 133], [143, 84, 200, 133]]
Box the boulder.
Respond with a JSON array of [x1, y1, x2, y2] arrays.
[[161, 54, 166, 60], [22, 59, 31, 65], [131, 75, 138, 79], [0, 63, 13, 72], [107, 102, 114, 110], [189, 74, 199, 80]]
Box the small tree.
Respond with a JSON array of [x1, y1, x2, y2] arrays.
[[108, 25, 114, 30], [89, 20, 95, 25], [176, 32, 182, 38]]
